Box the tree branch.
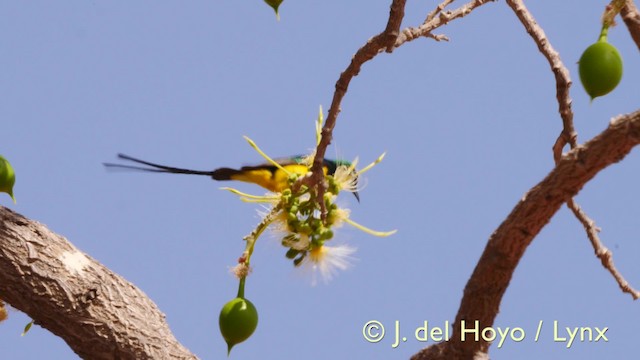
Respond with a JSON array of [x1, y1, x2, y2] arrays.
[[309, 0, 407, 216], [309, 0, 496, 216], [566, 198, 640, 299], [0, 207, 197, 360], [425, 0, 456, 24], [395, 0, 495, 46], [411, 108, 640, 359], [622, 0, 640, 50], [505, 0, 577, 162], [506, 0, 637, 302]]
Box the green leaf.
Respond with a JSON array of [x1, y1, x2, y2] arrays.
[[22, 320, 34, 336]]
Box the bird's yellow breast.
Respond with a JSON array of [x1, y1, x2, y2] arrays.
[[229, 164, 328, 193]]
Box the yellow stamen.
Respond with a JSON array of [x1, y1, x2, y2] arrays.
[[243, 136, 290, 175], [344, 217, 397, 237], [240, 198, 279, 203], [220, 187, 279, 202], [309, 245, 326, 262], [316, 106, 323, 146], [357, 152, 386, 175], [347, 157, 358, 173]]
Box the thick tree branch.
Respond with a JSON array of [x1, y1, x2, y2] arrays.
[[0, 207, 197, 360], [411, 108, 640, 360]]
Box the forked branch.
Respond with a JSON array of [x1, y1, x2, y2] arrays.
[[506, 0, 639, 303], [310, 0, 496, 213], [412, 109, 640, 359]]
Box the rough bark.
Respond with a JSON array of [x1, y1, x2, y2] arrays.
[[0, 207, 197, 360]]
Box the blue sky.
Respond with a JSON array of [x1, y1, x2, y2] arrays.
[[1, 1, 639, 359]]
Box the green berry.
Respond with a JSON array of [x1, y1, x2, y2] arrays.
[[0, 156, 16, 203], [320, 229, 333, 241], [578, 30, 623, 101], [219, 297, 258, 355], [299, 223, 312, 235]]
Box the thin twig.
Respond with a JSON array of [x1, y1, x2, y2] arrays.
[[425, 0, 456, 23], [567, 199, 640, 299], [505, 0, 577, 163], [425, 33, 450, 42], [396, 0, 495, 46]]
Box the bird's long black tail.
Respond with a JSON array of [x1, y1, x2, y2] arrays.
[[104, 153, 222, 177]]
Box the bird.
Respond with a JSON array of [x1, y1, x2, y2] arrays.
[[104, 153, 359, 201]]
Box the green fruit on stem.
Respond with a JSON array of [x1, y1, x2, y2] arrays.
[[0, 156, 16, 203], [219, 297, 258, 355], [578, 29, 623, 101], [263, 0, 283, 20]]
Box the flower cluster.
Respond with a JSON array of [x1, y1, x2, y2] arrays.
[[218, 108, 396, 353], [226, 108, 395, 285]]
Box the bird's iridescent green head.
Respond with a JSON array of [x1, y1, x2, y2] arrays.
[[322, 159, 352, 176]]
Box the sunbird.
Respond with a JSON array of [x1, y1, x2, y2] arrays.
[[104, 154, 359, 201]]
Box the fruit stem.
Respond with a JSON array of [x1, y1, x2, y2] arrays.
[[241, 203, 282, 267], [598, 24, 609, 42], [237, 277, 246, 299]]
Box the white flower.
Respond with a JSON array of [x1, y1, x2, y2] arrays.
[[301, 244, 357, 286], [327, 207, 350, 228], [333, 161, 359, 194]]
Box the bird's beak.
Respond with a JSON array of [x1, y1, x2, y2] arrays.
[[353, 191, 360, 203]]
